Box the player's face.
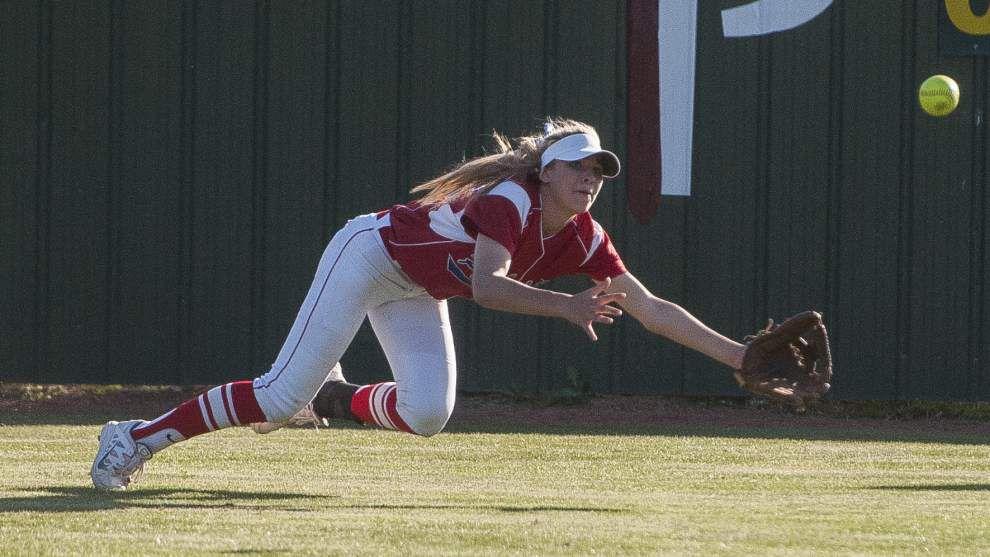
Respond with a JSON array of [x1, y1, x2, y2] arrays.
[[540, 156, 606, 216]]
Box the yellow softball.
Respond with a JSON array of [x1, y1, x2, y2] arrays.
[[918, 75, 960, 117]]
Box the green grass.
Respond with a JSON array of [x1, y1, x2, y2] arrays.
[[1, 416, 989, 556]]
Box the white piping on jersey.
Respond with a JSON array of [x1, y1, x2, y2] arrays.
[[572, 222, 588, 253], [518, 192, 548, 281], [387, 238, 463, 247], [580, 220, 606, 267]]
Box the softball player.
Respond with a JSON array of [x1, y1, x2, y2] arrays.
[[91, 118, 747, 490]]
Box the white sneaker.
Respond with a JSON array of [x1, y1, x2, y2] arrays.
[[90, 420, 153, 490], [250, 363, 343, 434]]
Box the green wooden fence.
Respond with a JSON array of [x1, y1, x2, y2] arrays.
[[2, 1, 988, 400]]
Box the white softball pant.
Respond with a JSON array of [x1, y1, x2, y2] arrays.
[[252, 213, 457, 436]]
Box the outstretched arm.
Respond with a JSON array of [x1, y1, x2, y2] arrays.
[[607, 272, 746, 370], [471, 234, 626, 341]]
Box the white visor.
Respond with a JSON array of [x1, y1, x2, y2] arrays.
[[540, 133, 621, 178]]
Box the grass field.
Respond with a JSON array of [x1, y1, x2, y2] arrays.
[[1, 389, 989, 555]]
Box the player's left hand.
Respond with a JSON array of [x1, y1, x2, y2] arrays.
[[734, 311, 833, 411]]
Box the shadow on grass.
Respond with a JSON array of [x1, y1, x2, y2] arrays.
[[870, 484, 990, 492], [0, 487, 626, 515], [344, 503, 626, 513], [0, 486, 336, 513]]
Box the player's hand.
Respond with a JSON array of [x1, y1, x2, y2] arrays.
[[563, 277, 626, 341]]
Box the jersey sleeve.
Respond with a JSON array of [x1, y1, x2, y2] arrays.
[[461, 192, 525, 254], [579, 227, 628, 281]]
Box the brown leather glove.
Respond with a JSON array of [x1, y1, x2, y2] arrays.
[[734, 311, 833, 411]]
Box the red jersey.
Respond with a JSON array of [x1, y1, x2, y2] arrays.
[[377, 180, 627, 300]]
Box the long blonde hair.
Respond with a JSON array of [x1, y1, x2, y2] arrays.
[[410, 117, 602, 206]]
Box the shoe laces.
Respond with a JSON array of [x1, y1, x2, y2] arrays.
[[287, 402, 328, 429], [115, 444, 150, 485], [127, 462, 145, 485]]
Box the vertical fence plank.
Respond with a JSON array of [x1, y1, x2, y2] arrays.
[[399, 1, 480, 389], [187, 3, 256, 382], [764, 10, 833, 319], [616, 0, 686, 396], [329, 0, 401, 384], [682, 1, 764, 394], [0, 2, 43, 379], [465, 0, 547, 394], [904, 3, 976, 400], [980, 55, 990, 401], [262, 1, 331, 369], [45, 2, 112, 382], [106, 1, 183, 383], [982, 52, 990, 400], [828, 1, 904, 399], [544, 0, 625, 394]]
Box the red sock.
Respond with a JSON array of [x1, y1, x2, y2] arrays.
[[131, 381, 267, 452], [350, 382, 414, 433]]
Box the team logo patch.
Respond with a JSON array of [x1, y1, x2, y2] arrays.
[[446, 254, 474, 286]]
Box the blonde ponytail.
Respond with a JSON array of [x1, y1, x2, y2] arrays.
[[410, 117, 603, 206]]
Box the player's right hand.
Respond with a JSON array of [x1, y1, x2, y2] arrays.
[[564, 277, 626, 341]]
